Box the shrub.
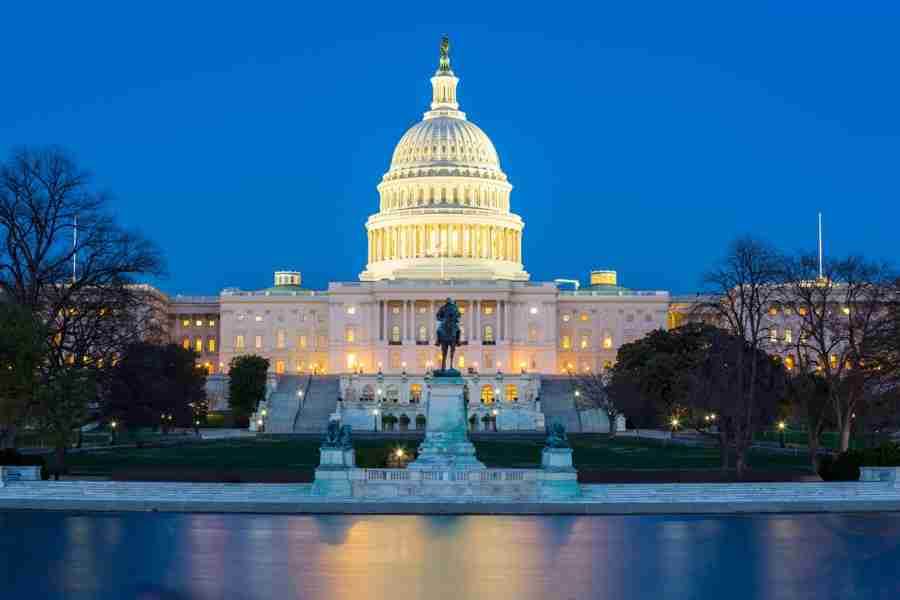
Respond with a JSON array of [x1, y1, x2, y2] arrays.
[[818, 443, 900, 481]]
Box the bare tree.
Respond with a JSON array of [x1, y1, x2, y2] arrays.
[[0, 147, 165, 453], [779, 254, 895, 452], [693, 237, 784, 476], [573, 370, 621, 437]]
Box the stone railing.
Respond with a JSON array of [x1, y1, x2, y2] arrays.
[[360, 468, 536, 483]]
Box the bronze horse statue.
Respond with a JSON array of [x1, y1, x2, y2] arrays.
[[435, 297, 461, 374]]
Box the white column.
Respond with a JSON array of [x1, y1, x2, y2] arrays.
[[381, 301, 387, 342], [474, 300, 480, 341]]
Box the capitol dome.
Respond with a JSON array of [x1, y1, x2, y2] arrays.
[[360, 38, 528, 282]]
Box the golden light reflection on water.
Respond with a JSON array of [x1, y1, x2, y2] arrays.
[[6, 512, 900, 600]]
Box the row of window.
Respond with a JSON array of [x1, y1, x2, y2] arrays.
[[180, 318, 216, 328], [182, 337, 216, 353], [234, 334, 327, 350], [767, 305, 851, 317], [560, 334, 614, 350]]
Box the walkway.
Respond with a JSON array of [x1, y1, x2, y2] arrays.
[[1, 480, 898, 514]]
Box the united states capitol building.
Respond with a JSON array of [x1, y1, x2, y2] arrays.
[[165, 41, 681, 433]]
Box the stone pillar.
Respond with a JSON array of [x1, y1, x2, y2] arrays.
[[381, 301, 387, 342], [474, 299, 481, 341]]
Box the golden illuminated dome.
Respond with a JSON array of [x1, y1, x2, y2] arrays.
[[387, 117, 502, 177], [360, 37, 528, 282]]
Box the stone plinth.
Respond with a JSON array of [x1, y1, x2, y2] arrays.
[[408, 377, 485, 470], [860, 467, 900, 487], [542, 447, 574, 470], [0, 466, 41, 487], [311, 448, 356, 497]]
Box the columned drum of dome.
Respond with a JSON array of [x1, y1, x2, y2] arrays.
[[359, 39, 529, 282]]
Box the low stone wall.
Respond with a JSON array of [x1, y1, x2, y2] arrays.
[[0, 466, 41, 487], [860, 467, 900, 487], [313, 467, 579, 500]]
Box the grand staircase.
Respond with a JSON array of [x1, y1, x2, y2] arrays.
[[537, 376, 583, 433], [265, 375, 307, 433], [292, 375, 340, 432]]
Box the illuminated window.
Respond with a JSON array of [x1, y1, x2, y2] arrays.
[[195, 338, 203, 353], [391, 326, 401, 343], [182, 337, 190, 350], [580, 313, 589, 322], [255, 315, 263, 322], [208, 319, 216, 327], [392, 306, 400, 314], [418, 306, 426, 314], [562, 314, 571, 322], [769, 328, 778, 343], [483, 325, 494, 343], [457, 354, 466, 369], [459, 306, 466, 315], [347, 306, 356, 315], [208, 338, 216, 353], [345, 327, 355, 343], [481, 385, 495, 404], [841, 306, 850, 315], [255, 335, 262, 350], [561, 335, 571, 350], [580, 334, 590, 350], [418, 325, 428, 342], [275, 360, 285, 374], [603, 336, 613, 349], [784, 329, 792, 343], [829, 354, 838, 369], [346, 354, 357, 370], [483, 305, 494, 315], [299, 335, 308, 349], [798, 306, 808, 316], [235, 335, 245, 350], [410, 384, 423, 403], [785, 355, 795, 370], [276, 330, 286, 349], [603, 360, 613, 370], [195, 319, 203, 327], [182, 319, 190, 327], [528, 326, 538, 343], [505, 384, 518, 402], [530, 306, 538, 315], [768, 306, 778, 316]]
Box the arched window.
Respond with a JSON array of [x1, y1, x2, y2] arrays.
[[418, 325, 428, 342], [483, 325, 494, 344], [399, 414, 411, 431], [481, 385, 494, 404], [275, 360, 285, 374], [182, 337, 190, 350], [415, 414, 427, 430], [505, 384, 518, 402], [391, 325, 401, 343], [361, 385, 375, 402], [410, 384, 422, 403], [386, 385, 399, 403]]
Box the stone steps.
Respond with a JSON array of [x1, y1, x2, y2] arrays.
[[293, 376, 339, 432], [266, 375, 307, 433]]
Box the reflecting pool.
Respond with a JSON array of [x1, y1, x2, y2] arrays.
[[2, 511, 899, 599]]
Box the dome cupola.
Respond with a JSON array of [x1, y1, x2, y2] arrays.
[[360, 37, 528, 282]]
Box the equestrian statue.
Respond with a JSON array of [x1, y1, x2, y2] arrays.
[[434, 297, 461, 375]]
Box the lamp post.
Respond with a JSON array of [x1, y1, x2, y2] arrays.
[[372, 408, 380, 432], [110, 420, 117, 445], [777, 420, 787, 448]]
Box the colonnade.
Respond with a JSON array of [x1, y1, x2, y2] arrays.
[[380, 185, 509, 211], [368, 224, 521, 263]]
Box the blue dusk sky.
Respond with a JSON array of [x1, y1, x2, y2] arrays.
[[1, 3, 898, 295]]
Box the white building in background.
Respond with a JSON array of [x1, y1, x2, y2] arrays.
[[166, 40, 671, 431]]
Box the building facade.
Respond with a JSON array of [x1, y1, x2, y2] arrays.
[[156, 41, 683, 428]]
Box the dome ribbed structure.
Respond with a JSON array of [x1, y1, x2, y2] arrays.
[[359, 38, 528, 282]]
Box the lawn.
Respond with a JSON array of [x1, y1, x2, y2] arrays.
[[63, 434, 813, 480]]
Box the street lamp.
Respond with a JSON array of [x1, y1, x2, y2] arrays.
[[777, 420, 787, 448], [670, 417, 680, 436], [110, 420, 118, 444], [372, 408, 380, 431]]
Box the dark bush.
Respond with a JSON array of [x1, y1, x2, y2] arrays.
[[818, 443, 900, 481], [0, 449, 49, 480]]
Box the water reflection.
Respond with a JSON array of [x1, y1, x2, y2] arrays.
[[2, 511, 899, 599]]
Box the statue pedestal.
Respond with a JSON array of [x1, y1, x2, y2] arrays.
[[408, 376, 485, 470]]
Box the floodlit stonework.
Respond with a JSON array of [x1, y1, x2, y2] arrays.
[[154, 41, 679, 430]]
